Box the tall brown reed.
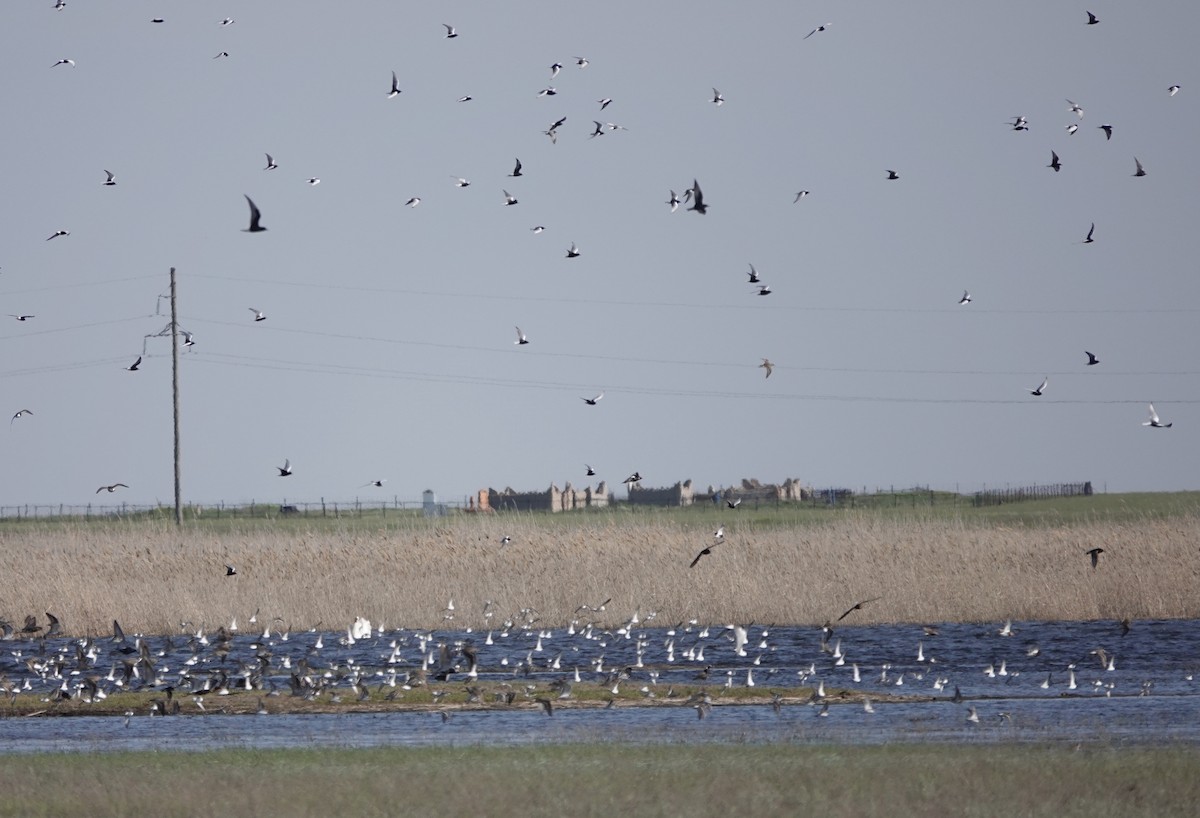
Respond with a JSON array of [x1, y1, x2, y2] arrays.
[[2, 512, 1197, 637]]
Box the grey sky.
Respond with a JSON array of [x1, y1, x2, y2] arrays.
[[2, 2, 1197, 508]]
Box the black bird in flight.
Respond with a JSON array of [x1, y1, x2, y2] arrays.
[[1086, 10, 1099, 24], [688, 179, 707, 214], [126, 356, 142, 371], [243, 195, 267, 232], [1083, 222, 1095, 244], [277, 459, 293, 476], [837, 597, 881, 622], [96, 483, 129, 493], [1029, 377, 1048, 396], [1086, 547, 1104, 568], [509, 158, 522, 177], [1085, 351, 1100, 366], [690, 544, 716, 568], [1048, 151, 1061, 172], [885, 170, 899, 180], [225, 564, 237, 576]]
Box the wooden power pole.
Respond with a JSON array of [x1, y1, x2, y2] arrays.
[[170, 267, 182, 526]]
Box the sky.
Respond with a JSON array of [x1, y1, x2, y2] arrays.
[[2, 2, 1198, 510]]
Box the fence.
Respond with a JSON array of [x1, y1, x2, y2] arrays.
[[971, 482, 1093, 507], [0, 497, 468, 522]]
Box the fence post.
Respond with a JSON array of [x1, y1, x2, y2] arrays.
[[321, 497, 326, 518]]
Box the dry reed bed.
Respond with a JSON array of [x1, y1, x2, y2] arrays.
[[2, 514, 1198, 637]]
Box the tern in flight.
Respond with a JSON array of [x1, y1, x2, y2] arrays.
[[711, 88, 724, 106], [566, 242, 580, 258], [11, 409, 33, 425], [886, 169, 900, 180], [582, 392, 604, 405], [688, 179, 707, 214], [1143, 404, 1172, 428], [1133, 157, 1146, 177], [508, 158, 523, 177], [1098, 124, 1113, 140], [1083, 222, 1095, 244], [47, 230, 70, 240], [443, 23, 458, 38], [804, 23, 830, 39], [1086, 10, 1099, 25], [1086, 547, 1104, 569], [125, 356, 141, 371], [388, 72, 401, 98], [959, 290, 972, 305], [759, 358, 774, 378], [103, 170, 116, 186], [264, 154, 278, 170], [1048, 151, 1061, 172], [1066, 99, 1084, 118], [277, 459, 293, 476], [1029, 377, 1048, 396], [837, 597, 881, 622], [96, 483, 128, 494], [249, 308, 266, 322], [1085, 351, 1100, 366], [514, 326, 529, 345], [690, 543, 717, 568], [242, 195, 266, 232]]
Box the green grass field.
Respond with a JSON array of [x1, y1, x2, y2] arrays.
[[0, 743, 1196, 818]]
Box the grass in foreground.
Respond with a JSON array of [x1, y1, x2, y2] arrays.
[[0, 743, 1197, 818]]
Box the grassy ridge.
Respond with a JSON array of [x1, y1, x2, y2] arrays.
[[0, 743, 1197, 818], [2, 492, 1199, 636]]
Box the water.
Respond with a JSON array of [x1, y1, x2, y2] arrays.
[[2, 618, 1198, 753]]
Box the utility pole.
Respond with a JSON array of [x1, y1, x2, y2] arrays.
[[170, 267, 182, 527]]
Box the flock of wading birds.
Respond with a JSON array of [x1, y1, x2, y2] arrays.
[[0, 600, 1152, 725]]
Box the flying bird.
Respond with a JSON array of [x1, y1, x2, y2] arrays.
[[1086, 10, 1099, 24], [1086, 547, 1104, 569], [1066, 124, 1078, 136], [442, 23, 458, 38], [747, 264, 761, 284], [457, 95, 473, 103], [624, 472, 642, 484], [452, 177, 470, 187], [1085, 350, 1100, 366], [1083, 222, 1095, 244], [538, 87, 558, 97], [756, 285, 772, 296], [1133, 157, 1146, 177], [1169, 85, 1181, 96], [1067, 99, 1084, 118], [690, 544, 717, 568], [52, 58, 75, 67], [589, 120, 604, 138], [103, 170, 116, 186], [1009, 116, 1029, 131], [264, 153, 278, 170], [803, 23, 830, 39], [585, 465, 596, 476], [759, 358, 773, 378], [794, 190, 810, 202], [10, 409, 33, 424], [711, 88, 724, 106], [307, 177, 320, 186], [688, 179, 707, 214], [1098, 124, 1113, 140], [1029, 377, 1048, 396], [388, 71, 401, 98], [550, 62, 562, 78], [46, 230, 69, 240], [96, 483, 128, 494], [530, 225, 545, 233], [1048, 151, 1061, 172], [1143, 404, 1172, 428], [181, 331, 196, 347], [362, 479, 387, 488], [220, 17, 234, 26], [503, 190, 518, 206], [213, 52, 229, 59], [242, 195, 266, 232], [837, 598, 881, 622], [405, 197, 421, 207], [514, 326, 529, 345], [582, 392, 604, 405], [666, 190, 681, 212], [727, 498, 742, 509], [125, 356, 141, 371], [885, 170, 899, 180], [10, 314, 35, 321], [574, 57, 589, 68], [566, 242, 580, 258], [249, 308, 266, 321], [225, 564, 237, 576], [508, 158, 523, 177], [598, 98, 613, 110], [959, 290, 972, 305], [277, 459, 293, 476]]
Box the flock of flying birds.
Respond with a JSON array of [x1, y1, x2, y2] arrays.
[[9, 7, 1187, 507]]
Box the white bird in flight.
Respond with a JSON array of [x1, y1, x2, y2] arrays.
[[52, 58, 75, 67], [514, 326, 529, 345], [803, 23, 830, 39], [566, 242, 580, 258], [443, 23, 458, 38], [103, 170, 116, 186], [249, 308, 267, 322], [388, 72, 401, 98], [711, 88, 724, 106], [405, 197, 421, 207], [1144, 404, 1172, 428], [264, 153, 278, 170], [1066, 99, 1084, 118], [959, 290, 972, 305], [582, 392, 604, 405], [1029, 377, 1048, 396]]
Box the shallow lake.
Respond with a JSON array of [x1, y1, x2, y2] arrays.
[[2, 618, 1198, 752]]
